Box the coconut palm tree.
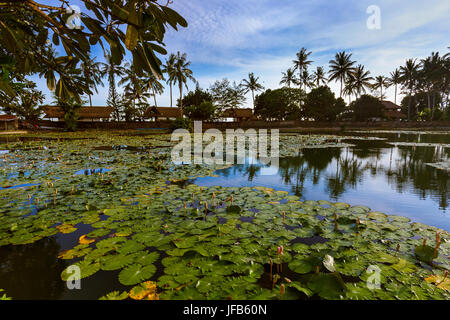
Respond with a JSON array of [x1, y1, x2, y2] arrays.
[[389, 68, 402, 104], [162, 53, 177, 107], [101, 53, 126, 120], [350, 64, 373, 97], [343, 79, 357, 105], [119, 61, 150, 120], [293, 47, 313, 88], [173, 51, 195, 115], [400, 58, 419, 121], [242, 72, 264, 107], [328, 51, 356, 98], [280, 68, 299, 88], [143, 72, 165, 107], [299, 68, 314, 92], [312, 66, 327, 87], [81, 56, 104, 106], [372, 76, 390, 100]]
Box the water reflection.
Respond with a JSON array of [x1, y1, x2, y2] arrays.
[[195, 135, 449, 231], [0, 237, 67, 299]]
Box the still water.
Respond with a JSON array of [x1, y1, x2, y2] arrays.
[[0, 131, 448, 300], [196, 132, 450, 231]]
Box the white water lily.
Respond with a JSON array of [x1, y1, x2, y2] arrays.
[[323, 254, 336, 273]]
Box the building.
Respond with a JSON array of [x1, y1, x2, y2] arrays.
[[43, 106, 114, 122], [221, 108, 254, 122], [0, 115, 18, 131], [144, 107, 181, 120], [381, 101, 406, 120]]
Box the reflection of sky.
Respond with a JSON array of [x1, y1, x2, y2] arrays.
[[195, 141, 450, 231]]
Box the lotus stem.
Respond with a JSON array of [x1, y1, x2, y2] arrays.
[[183, 202, 187, 217], [280, 284, 285, 300], [395, 244, 400, 257], [269, 258, 273, 281], [282, 211, 285, 223], [315, 266, 319, 274], [334, 212, 338, 231], [433, 232, 441, 258], [204, 201, 208, 218], [423, 238, 427, 246]]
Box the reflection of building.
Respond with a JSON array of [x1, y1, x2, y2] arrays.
[[221, 108, 254, 122], [0, 115, 18, 130], [144, 107, 181, 121], [381, 101, 406, 120]]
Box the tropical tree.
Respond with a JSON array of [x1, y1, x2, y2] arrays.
[[400, 59, 419, 120], [119, 62, 149, 121], [162, 53, 177, 107], [293, 48, 313, 88], [372, 76, 390, 100], [0, 1, 187, 103], [81, 57, 104, 107], [143, 72, 165, 107], [312, 67, 328, 87], [328, 51, 356, 98], [350, 65, 373, 98], [299, 68, 314, 92], [280, 68, 299, 88], [101, 53, 126, 121], [343, 79, 357, 105], [173, 52, 195, 114], [389, 68, 402, 104], [241, 73, 264, 107]]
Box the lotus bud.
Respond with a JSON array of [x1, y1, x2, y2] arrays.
[[423, 238, 427, 246], [282, 211, 285, 223], [280, 284, 285, 300], [395, 244, 400, 257], [230, 194, 233, 205]]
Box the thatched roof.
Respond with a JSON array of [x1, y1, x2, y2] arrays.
[[222, 108, 253, 118], [144, 107, 181, 119], [43, 106, 114, 119], [381, 100, 401, 110], [0, 115, 17, 121]]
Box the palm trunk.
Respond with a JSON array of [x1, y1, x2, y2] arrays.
[[169, 83, 173, 107], [340, 78, 343, 98], [89, 95, 92, 107], [153, 87, 158, 107], [394, 84, 397, 104], [252, 90, 255, 108], [179, 84, 183, 117]]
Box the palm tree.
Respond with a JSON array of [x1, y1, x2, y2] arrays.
[[101, 53, 125, 120], [312, 66, 327, 87], [143, 72, 165, 107], [162, 53, 177, 107], [293, 47, 313, 88], [400, 58, 419, 121], [351, 64, 373, 97], [343, 79, 357, 105], [81, 57, 103, 106], [389, 68, 402, 104], [299, 68, 314, 92], [119, 62, 149, 120], [280, 68, 299, 88], [328, 51, 356, 98], [241, 72, 264, 107], [372, 75, 390, 100], [173, 51, 195, 115]]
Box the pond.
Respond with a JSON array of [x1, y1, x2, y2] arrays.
[[196, 132, 450, 231], [0, 130, 448, 300]]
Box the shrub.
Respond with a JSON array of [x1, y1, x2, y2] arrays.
[[351, 95, 384, 121], [170, 117, 192, 132]]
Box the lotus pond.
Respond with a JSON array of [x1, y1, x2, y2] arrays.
[[0, 130, 449, 300]]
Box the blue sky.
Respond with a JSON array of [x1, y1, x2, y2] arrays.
[[37, 0, 450, 107]]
